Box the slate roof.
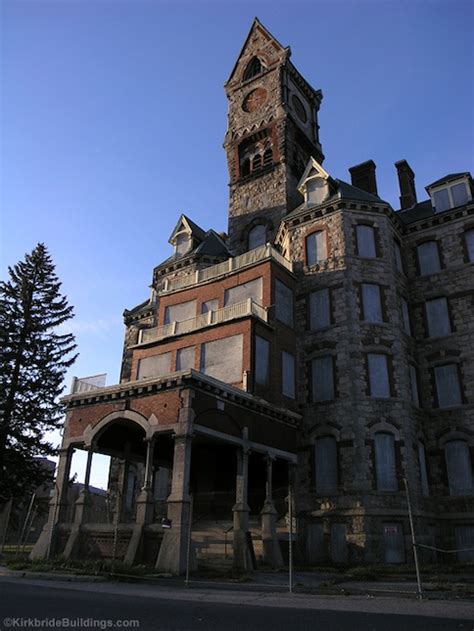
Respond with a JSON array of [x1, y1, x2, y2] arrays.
[[397, 199, 435, 224], [426, 173, 470, 189]]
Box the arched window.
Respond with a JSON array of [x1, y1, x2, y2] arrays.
[[243, 56, 263, 81], [263, 147, 273, 167], [248, 224, 266, 250]]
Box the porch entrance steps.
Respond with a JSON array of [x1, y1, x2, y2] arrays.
[[191, 515, 288, 569]]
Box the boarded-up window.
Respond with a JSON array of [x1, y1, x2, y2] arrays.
[[200, 335, 243, 384], [312, 356, 335, 401], [248, 225, 266, 250], [444, 441, 473, 496], [275, 279, 294, 327], [417, 241, 441, 276], [455, 526, 474, 562], [356, 225, 376, 258], [466, 229, 474, 262], [282, 351, 295, 399], [330, 523, 348, 563], [201, 299, 219, 314], [164, 300, 196, 324], [176, 346, 195, 371], [368, 354, 390, 398], [305, 523, 325, 564], [224, 278, 262, 307], [309, 288, 331, 330], [434, 364, 462, 408], [175, 232, 191, 255], [425, 297, 451, 337], [383, 523, 405, 563], [153, 467, 170, 501], [306, 230, 327, 266], [418, 442, 429, 496], [451, 182, 469, 207], [394, 240, 403, 271], [138, 352, 172, 380], [401, 297, 411, 335], [409, 364, 419, 406], [361, 283, 383, 322], [374, 433, 397, 491], [315, 436, 338, 494], [255, 336, 270, 385]]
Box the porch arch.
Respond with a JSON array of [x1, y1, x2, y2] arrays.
[[84, 409, 153, 448]]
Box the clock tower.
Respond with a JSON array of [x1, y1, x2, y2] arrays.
[[224, 19, 324, 254]]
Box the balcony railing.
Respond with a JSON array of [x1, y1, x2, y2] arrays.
[[161, 244, 293, 294], [137, 298, 268, 346]]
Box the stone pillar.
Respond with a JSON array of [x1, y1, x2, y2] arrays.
[[261, 455, 283, 568], [233, 440, 253, 571], [74, 450, 93, 524], [136, 437, 155, 525], [156, 390, 196, 574], [30, 446, 74, 559]]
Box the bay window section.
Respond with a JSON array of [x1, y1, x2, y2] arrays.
[[309, 288, 331, 330], [306, 230, 327, 266]]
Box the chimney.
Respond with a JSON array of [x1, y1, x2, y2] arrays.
[[395, 160, 417, 209], [348, 160, 378, 196]]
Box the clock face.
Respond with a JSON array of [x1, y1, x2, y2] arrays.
[[292, 94, 308, 123], [242, 88, 268, 113]]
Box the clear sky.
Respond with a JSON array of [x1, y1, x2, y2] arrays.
[[1, 0, 473, 486]]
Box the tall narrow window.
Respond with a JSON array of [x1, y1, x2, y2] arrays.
[[255, 336, 270, 385], [243, 56, 263, 81], [444, 440, 474, 496], [451, 183, 468, 207], [315, 436, 338, 494], [275, 279, 294, 327], [374, 433, 398, 491], [282, 351, 295, 399], [367, 353, 391, 398], [418, 442, 429, 496], [361, 283, 383, 323], [312, 356, 335, 402], [401, 297, 411, 335], [176, 346, 195, 372], [465, 229, 474, 262], [417, 241, 441, 276], [394, 240, 403, 272], [409, 364, 419, 406], [306, 230, 328, 266], [425, 297, 451, 337], [248, 225, 266, 250], [356, 225, 376, 258], [309, 288, 331, 330], [434, 364, 462, 408]]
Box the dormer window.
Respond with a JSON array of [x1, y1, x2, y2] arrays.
[[296, 157, 332, 208], [306, 177, 329, 206], [243, 56, 264, 81], [175, 232, 191, 256], [427, 175, 472, 213]]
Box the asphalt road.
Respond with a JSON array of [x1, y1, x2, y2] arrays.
[[0, 578, 472, 631]]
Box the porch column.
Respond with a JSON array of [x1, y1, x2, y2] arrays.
[[261, 455, 283, 568], [30, 446, 74, 559], [232, 433, 253, 571], [136, 437, 156, 525], [156, 389, 196, 574], [74, 450, 93, 524]]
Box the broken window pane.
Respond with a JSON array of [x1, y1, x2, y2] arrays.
[[255, 335, 270, 385], [356, 225, 376, 258], [309, 288, 330, 330], [315, 436, 338, 494], [224, 278, 263, 306], [306, 230, 327, 266], [312, 356, 335, 401], [275, 279, 294, 327], [374, 433, 397, 491], [434, 364, 462, 408], [425, 297, 451, 337], [138, 352, 172, 380], [200, 335, 243, 384], [282, 351, 295, 399], [417, 241, 441, 276], [444, 440, 473, 496], [368, 353, 390, 398], [362, 283, 383, 322]]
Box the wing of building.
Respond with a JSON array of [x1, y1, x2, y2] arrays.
[[32, 18, 474, 572]]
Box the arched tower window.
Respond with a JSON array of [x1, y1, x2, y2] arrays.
[[248, 224, 267, 250], [243, 56, 263, 81], [238, 130, 273, 179]]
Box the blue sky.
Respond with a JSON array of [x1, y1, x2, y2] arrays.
[[1, 0, 473, 485]]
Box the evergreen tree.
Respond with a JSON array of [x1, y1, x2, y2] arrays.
[[0, 243, 78, 500]]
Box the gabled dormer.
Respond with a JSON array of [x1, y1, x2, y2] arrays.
[[425, 173, 473, 213], [169, 214, 206, 257], [297, 158, 335, 207]]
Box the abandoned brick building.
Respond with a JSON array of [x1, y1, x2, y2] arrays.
[[32, 19, 474, 572]]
